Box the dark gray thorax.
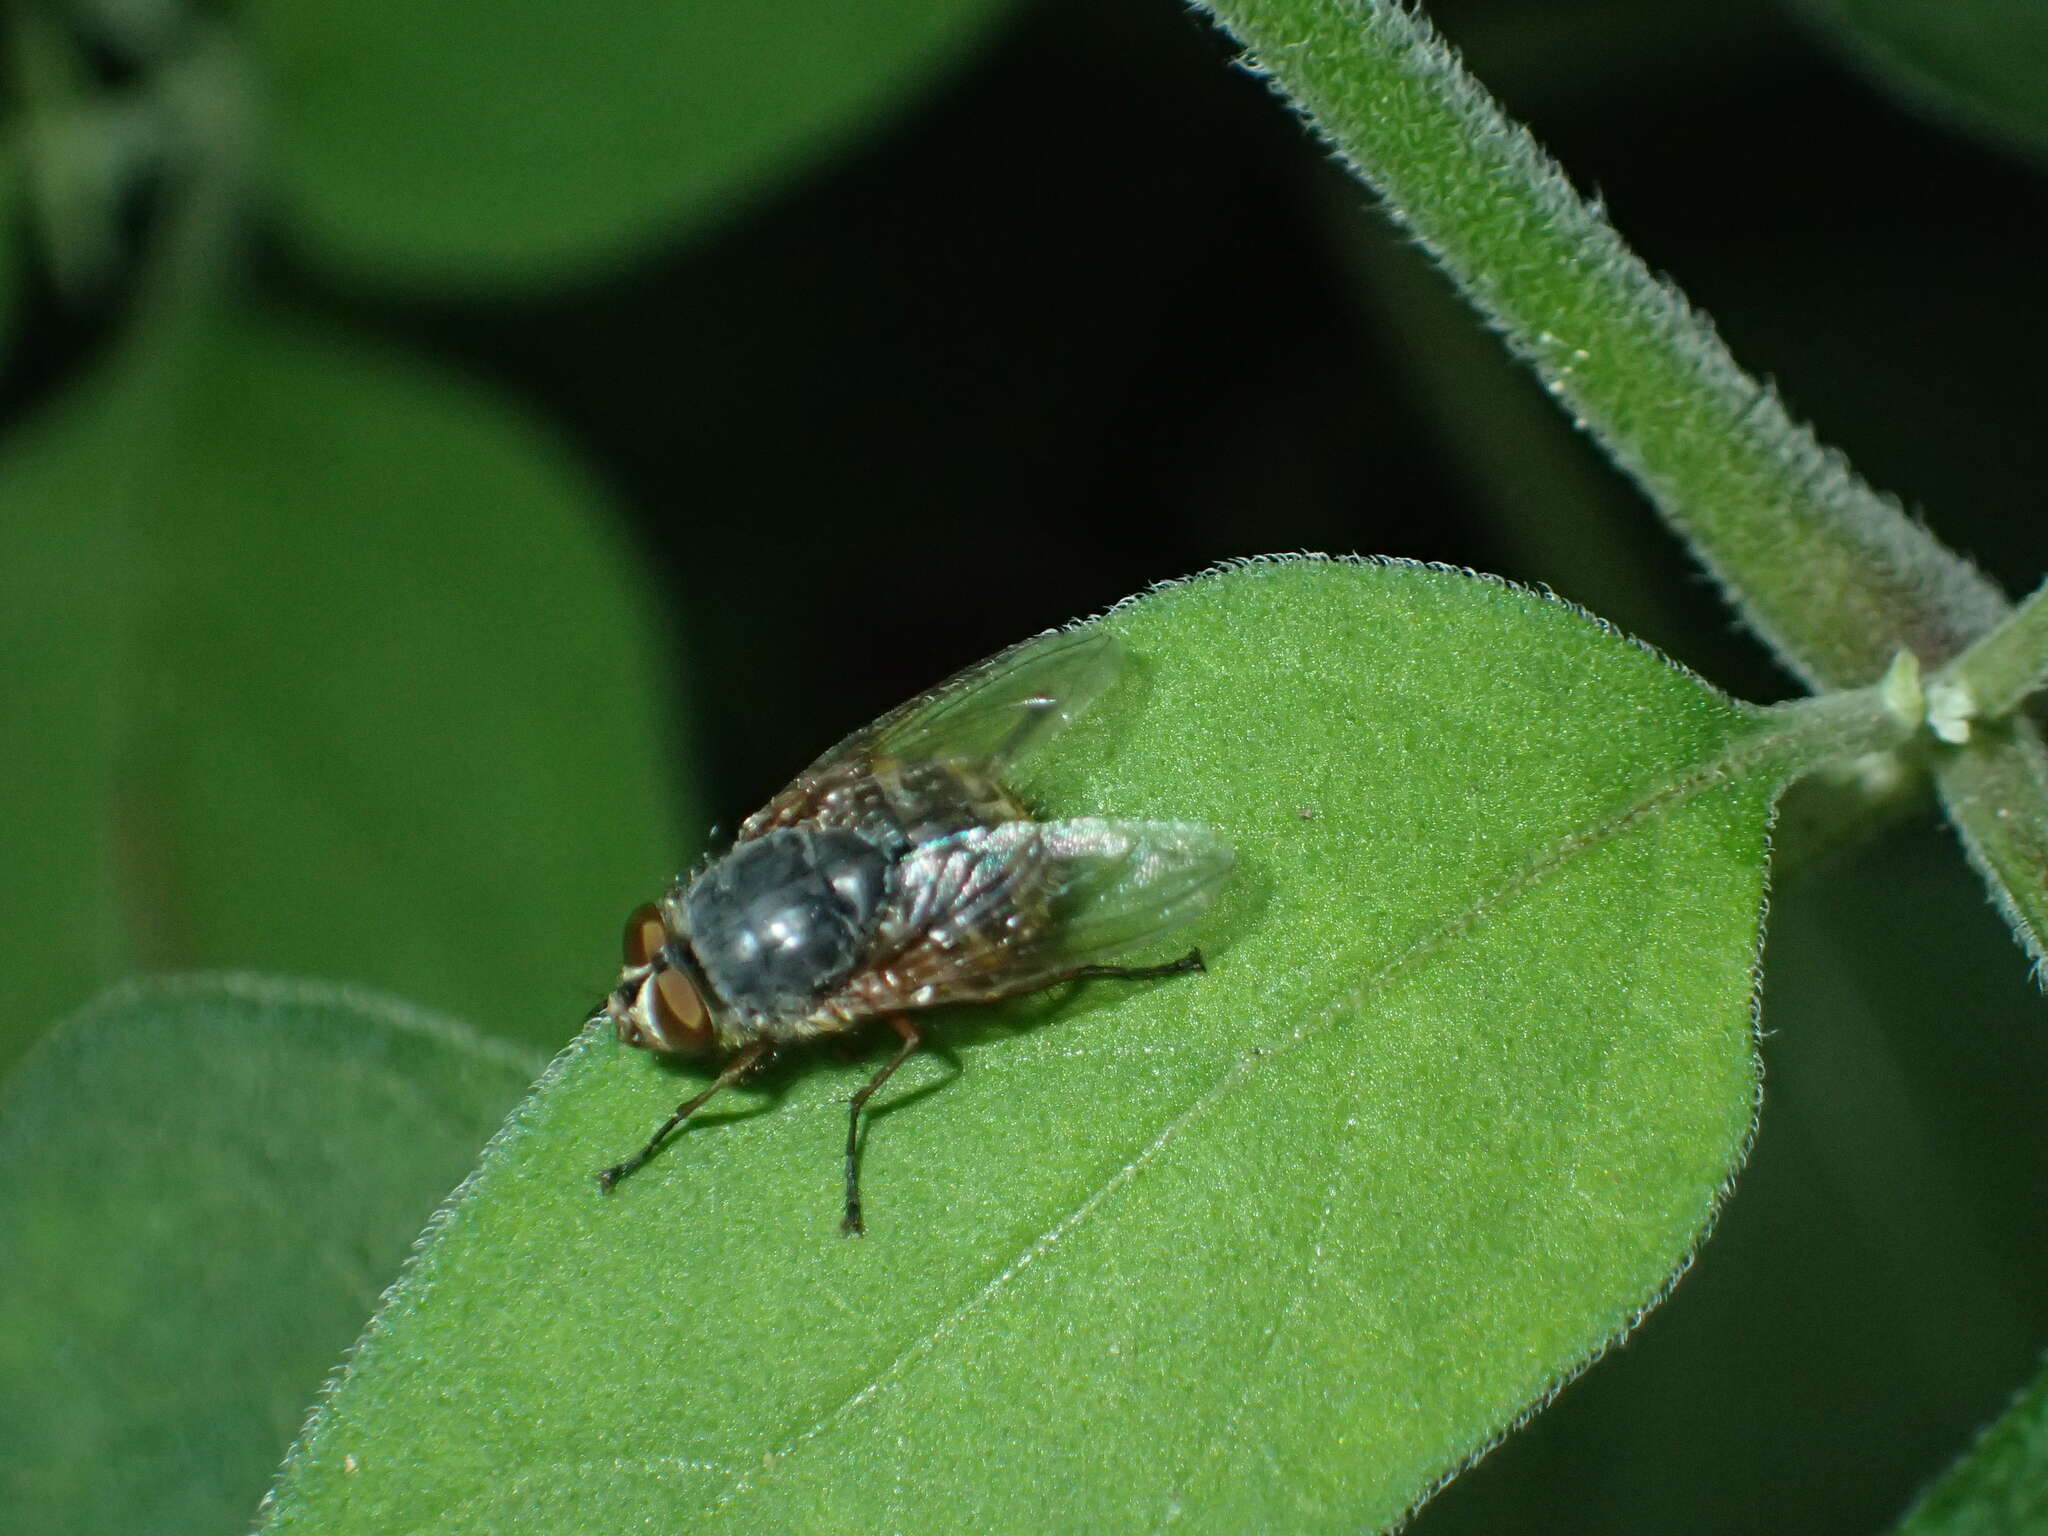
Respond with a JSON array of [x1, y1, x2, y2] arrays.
[[683, 827, 894, 1032]]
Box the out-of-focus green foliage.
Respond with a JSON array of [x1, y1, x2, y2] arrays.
[[0, 308, 688, 1071], [0, 339, 137, 1072], [0, 145, 19, 357], [240, 0, 1023, 286], [1795, 0, 2048, 164], [1895, 1354, 2048, 1535], [0, 975, 540, 1536]]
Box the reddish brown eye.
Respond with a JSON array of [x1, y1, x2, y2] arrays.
[[647, 966, 713, 1052], [622, 903, 666, 968]]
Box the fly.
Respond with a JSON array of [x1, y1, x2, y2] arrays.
[[593, 626, 1232, 1233]]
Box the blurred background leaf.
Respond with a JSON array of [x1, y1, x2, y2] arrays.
[[0, 306, 689, 1071], [262, 560, 1772, 1534], [241, 0, 1027, 287], [1895, 1352, 2048, 1536], [0, 974, 540, 1536], [1792, 0, 2048, 165], [0, 144, 19, 357]]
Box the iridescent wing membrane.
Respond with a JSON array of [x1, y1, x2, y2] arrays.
[[738, 626, 1130, 847], [859, 625, 1129, 772]]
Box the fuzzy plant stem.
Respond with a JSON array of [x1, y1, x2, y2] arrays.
[[1192, 0, 2012, 688], [1929, 578, 2048, 737]]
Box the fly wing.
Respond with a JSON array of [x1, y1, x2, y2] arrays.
[[1014, 818, 1233, 967], [737, 627, 1127, 844], [825, 818, 1234, 1016], [821, 626, 1125, 778]]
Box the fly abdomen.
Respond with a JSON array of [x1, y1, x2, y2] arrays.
[[683, 828, 893, 1032]]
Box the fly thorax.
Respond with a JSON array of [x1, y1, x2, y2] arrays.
[[682, 827, 893, 1030]]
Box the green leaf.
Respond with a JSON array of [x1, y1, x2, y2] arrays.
[[0, 343, 137, 1072], [0, 307, 687, 1071], [1796, 0, 2048, 166], [240, 0, 1020, 288], [0, 974, 540, 1536], [0, 142, 21, 360], [257, 558, 1777, 1533], [1936, 723, 2048, 982], [1895, 1354, 2048, 1535]]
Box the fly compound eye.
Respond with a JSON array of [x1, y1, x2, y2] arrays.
[[632, 965, 714, 1055], [623, 903, 667, 968], [653, 966, 712, 1048]]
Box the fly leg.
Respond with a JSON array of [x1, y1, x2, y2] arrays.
[[598, 1038, 772, 1192], [1062, 947, 1206, 983], [842, 1015, 923, 1237]]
